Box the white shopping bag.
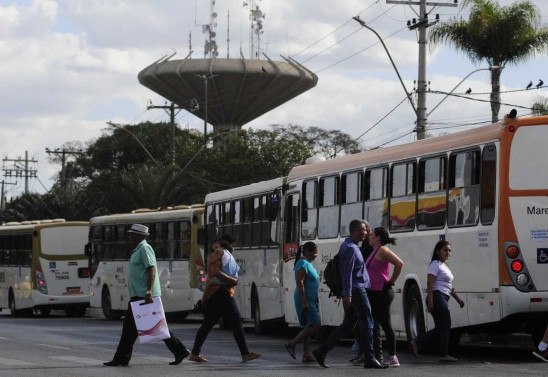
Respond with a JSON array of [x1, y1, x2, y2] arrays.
[[130, 297, 171, 343]]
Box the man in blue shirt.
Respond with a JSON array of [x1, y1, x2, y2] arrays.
[[313, 219, 388, 369], [104, 224, 190, 367]]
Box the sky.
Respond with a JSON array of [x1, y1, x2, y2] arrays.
[[1, 0, 548, 199]]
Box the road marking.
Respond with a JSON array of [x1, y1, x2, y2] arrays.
[[50, 356, 102, 365], [0, 357, 36, 366], [37, 343, 71, 349]]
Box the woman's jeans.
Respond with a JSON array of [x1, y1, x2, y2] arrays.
[[417, 290, 451, 356]]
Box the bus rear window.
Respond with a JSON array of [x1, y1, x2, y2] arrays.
[[509, 126, 548, 190], [40, 226, 89, 256]]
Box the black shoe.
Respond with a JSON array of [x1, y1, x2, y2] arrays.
[[170, 347, 191, 365], [103, 359, 129, 367], [364, 358, 389, 369], [312, 349, 329, 368]]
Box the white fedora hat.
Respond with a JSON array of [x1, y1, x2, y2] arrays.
[[127, 223, 149, 236]]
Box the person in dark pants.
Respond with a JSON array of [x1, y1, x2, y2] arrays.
[[410, 240, 465, 362], [312, 219, 388, 369], [103, 224, 190, 367], [366, 226, 403, 367], [189, 239, 260, 363]]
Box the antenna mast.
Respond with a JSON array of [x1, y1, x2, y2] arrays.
[[227, 10, 230, 58], [203, 0, 218, 58], [244, 0, 265, 59]]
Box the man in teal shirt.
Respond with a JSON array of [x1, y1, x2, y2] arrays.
[[104, 224, 190, 367]]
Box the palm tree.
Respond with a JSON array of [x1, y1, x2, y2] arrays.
[[429, 0, 548, 123]]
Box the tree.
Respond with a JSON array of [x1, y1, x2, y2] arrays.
[[429, 0, 548, 123], [531, 97, 548, 115]]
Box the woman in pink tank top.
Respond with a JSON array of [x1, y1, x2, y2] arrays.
[[366, 227, 403, 367]]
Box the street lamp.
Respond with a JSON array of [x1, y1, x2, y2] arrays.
[[353, 16, 418, 117], [427, 66, 501, 117]]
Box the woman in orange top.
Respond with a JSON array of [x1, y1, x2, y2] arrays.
[[189, 239, 261, 363]]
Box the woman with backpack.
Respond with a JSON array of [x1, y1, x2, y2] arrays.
[[285, 241, 321, 362]]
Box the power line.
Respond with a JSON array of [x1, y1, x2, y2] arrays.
[[428, 90, 534, 110]]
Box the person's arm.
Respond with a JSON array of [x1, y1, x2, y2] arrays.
[[426, 274, 436, 312], [295, 268, 308, 309], [450, 288, 465, 308], [341, 248, 355, 310], [378, 246, 404, 285], [215, 269, 239, 286], [145, 266, 155, 304]]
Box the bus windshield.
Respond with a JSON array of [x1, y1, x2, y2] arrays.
[[40, 226, 89, 256], [509, 125, 548, 190]]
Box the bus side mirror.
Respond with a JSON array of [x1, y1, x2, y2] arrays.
[[197, 228, 206, 246]]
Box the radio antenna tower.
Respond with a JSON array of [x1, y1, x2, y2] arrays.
[[244, 0, 265, 59], [227, 10, 230, 58], [202, 0, 218, 58]]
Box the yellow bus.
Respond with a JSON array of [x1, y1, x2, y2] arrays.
[[0, 220, 90, 317]]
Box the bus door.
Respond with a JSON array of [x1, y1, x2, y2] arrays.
[[282, 192, 300, 325]]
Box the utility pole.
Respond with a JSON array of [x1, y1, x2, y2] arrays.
[[387, 0, 457, 140], [147, 100, 199, 166], [45, 147, 84, 188], [194, 74, 217, 136], [0, 179, 17, 222], [2, 151, 38, 194]]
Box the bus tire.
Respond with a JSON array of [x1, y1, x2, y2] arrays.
[[404, 284, 425, 341], [102, 287, 122, 320], [252, 290, 263, 336]]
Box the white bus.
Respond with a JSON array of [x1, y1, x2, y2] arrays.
[[0, 220, 90, 317], [88, 205, 206, 320], [204, 177, 285, 334], [281, 114, 548, 344]]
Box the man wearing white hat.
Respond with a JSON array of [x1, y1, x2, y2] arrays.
[[104, 224, 190, 367]]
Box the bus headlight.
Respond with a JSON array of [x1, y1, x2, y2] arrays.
[[516, 273, 529, 286]]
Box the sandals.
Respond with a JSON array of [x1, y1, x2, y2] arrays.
[[302, 355, 316, 363], [285, 342, 296, 360]]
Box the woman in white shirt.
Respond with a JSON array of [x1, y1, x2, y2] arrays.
[[410, 240, 465, 362]]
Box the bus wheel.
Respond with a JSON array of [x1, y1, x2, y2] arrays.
[[102, 288, 121, 320], [404, 284, 425, 341], [9, 290, 18, 317], [252, 291, 263, 336]]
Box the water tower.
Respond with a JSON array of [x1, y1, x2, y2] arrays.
[[138, 0, 318, 135]]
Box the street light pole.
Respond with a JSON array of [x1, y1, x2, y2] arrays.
[[427, 66, 500, 117], [353, 16, 418, 118]]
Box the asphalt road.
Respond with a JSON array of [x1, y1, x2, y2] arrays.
[[0, 309, 545, 377]]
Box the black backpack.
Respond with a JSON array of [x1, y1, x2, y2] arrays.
[[323, 253, 343, 298]]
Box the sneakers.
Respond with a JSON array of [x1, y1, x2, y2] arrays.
[[242, 352, 261, 363], [386, 355, 400, 367], [189, 354, 209, 362], [532, 349, 548, 362]]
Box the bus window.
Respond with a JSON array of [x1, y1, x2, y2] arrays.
[[223, 201, 233, 238], [390, 161, 416, 232], [205, 204, 215, 249], [365, 167, 389, 229], [260, 195, 271, 246], [252, 196, 261, 247], [301, 180, 318, 240], [153, 222, 167, 260], [481, 144, 496, 225], [448, 149, 480, 227], [103, 226, 115, 260], [115, 225, 127, 260], [319, 176, 339, 238], [242, 197, 252, 248], [167, 222, 176, 259], [233, 200, 242, 248], [285, 194, 300, 244], [417, 156, 447, 230], [214, 204, 223, 240], [178, 221, 191, 260], [341, 171, 363, 236]]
